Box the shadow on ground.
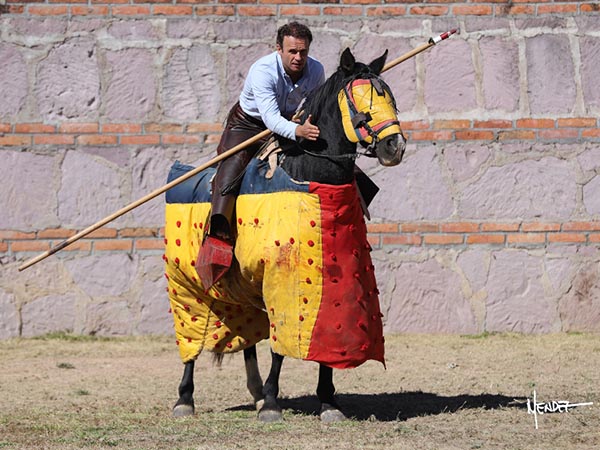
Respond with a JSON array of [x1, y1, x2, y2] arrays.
[[228, 391, 527, 421]]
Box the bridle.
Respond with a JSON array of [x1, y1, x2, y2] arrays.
[[296, 73, 404, 163], [338, 74, 404, 156]]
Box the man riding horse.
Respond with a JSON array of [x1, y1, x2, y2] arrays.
[[197, 22, 326, 288]]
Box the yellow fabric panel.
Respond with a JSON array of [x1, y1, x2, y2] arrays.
[[235, 191, 323, 360], [165, 203, 269, 363]]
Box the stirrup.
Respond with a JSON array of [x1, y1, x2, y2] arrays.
[[196, 236, 233, 290]]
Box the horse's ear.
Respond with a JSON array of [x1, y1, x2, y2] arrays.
[[339, 48, 355, 75], [368, 49, 388, 75]]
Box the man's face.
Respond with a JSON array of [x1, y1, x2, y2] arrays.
[[277, 36, 310, 80]]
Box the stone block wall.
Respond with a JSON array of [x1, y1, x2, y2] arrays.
[[1, 2, 600, 338]]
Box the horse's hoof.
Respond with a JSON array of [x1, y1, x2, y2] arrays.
[[258, 408, 283, 423], [254, 398, 265, 412], [320, 404, 346, 423], [173, 404, 195, 417]]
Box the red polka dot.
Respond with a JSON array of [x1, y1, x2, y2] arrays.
[[270, 322, 275, 328], [226, 342, 233, 348], [303, 297, 308, 304], [184, 305, 190, 312], [176, 221, 181, 228], [275, 240, 280, 246], [310, 220, 316, 227], [289, 237, 295, 244], [238, 218, 243, 225], [307, 258, 314, 265], [299, 315, 304, 321], [306, 277, 312, 284], [307, 240, 315, 247], [176, 239, 181, 246], [164, 238, 168, 245], [190, 260, 196, 267], [215, 321, 222, 328], [187, 337, 192, 343], [191, 317, 197, 322], [254, 218, 259, 225], [174, 257, 180, 265], [199, 223, 203, 229], [272, 335, 277, 342], [213, 334, 219, 340]]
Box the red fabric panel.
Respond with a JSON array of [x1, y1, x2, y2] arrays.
[[306, 181, 385, 369]]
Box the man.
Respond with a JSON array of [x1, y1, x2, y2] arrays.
[[197, 22, 326, 288]]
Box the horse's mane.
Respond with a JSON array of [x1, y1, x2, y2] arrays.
[[300, 63, 398, 124], [300, 69, 346, 123]]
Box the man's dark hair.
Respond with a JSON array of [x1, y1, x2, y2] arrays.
[[276, 22, 313, 48]]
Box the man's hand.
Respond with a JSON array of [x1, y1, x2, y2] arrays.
[[295, 114, 320, 141]]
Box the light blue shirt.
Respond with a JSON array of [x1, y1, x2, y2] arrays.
[[239, 51, 326, 141]]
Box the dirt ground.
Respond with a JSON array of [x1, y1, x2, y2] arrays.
[[0, 333, 598, 450]]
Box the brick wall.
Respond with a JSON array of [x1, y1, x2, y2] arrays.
[[1, 3, 600, 338]]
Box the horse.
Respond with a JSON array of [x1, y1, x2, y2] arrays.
[[164, 47, 406, 422]]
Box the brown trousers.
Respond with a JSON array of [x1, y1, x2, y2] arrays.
[[210, 102, 270, 238]]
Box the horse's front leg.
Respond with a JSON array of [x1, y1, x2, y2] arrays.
[[258, 350, 284, 422], [317, 364, 346, 422], [173, 360, 195, 417]]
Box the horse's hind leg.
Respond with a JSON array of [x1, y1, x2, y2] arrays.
[[317, 364, 346, 422], [258, 350, 284, 422], [173, 360, 195, 417], [243, 346, 264, 410]]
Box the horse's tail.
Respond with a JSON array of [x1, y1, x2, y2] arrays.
[[212, 352, 225, 367]]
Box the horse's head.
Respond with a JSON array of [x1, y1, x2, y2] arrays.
[[337, 48, 406, 166]]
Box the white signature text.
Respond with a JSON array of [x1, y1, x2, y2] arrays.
[[527, 390, 593, 429]]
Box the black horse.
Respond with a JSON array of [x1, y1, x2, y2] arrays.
[[168, 47, 406, 422]]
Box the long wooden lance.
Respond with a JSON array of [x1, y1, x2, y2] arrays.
[[18, 29, 457, 272]]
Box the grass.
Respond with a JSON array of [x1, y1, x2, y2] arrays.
[[1, 333, 599, 449]]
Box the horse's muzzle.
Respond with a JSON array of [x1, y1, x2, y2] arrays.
[[376, 134, 406, 167]]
